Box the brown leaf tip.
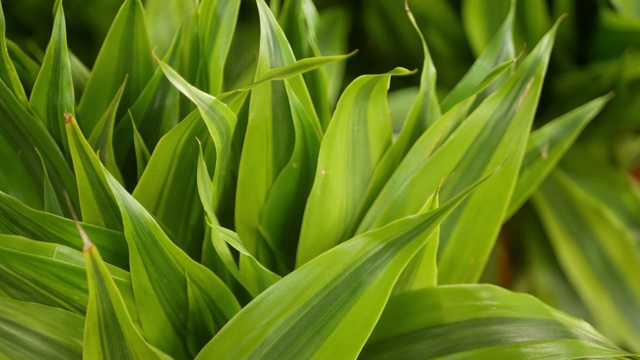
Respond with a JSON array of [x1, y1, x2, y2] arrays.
[[64, 112, 73, 125]]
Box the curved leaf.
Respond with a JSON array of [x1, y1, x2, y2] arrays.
[[297, 68, 412, 267], [236, 0, 322, 272], [0, 297, 83, 360], [0, 234, 135, 318], [197, 174, 486, 360], [362, 285, 636, 359], [106, 168, 241, 358], [0, 191, 128, 269], [534, 168, 640, 352]]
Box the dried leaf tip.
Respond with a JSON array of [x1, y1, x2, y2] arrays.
[[404, 0, 410, 13], [77, 222, 94, 253], [64, 112, 73, 124]]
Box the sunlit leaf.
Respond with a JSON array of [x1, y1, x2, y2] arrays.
[[197, 175, 486, 359], [106, 167, 241, 358], [506, 94, 611, 217], [236, 0, 322, 273], [297, 68, 412, 267], [83, 240, 170, 359]]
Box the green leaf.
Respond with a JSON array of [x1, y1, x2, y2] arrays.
[[66, 114, 122, 231], [0, 74, 78, 214], [77, 0, 154, 134], [157, 59, 237, 210], [88, 78, 127, 185], [132, 110, 210, 258], [359, 20, 559, 284], [279, 0, 332, 128], [0, 191, 128, 269], [196, 175, 486, 360], [236, 0, 323, 272], [442, 4, 516, 112], [29, 0, 74, 156], [83, 241, 170, 360], [297, 68, 412, 267], [362, 285, 636, 359], [105, 168, 241, 358], [315, 6, 351, 106], [0, 2, 27, 104], [0, 234, 135, 318], [355, 97, 473, 236], [6, 39, 40, 96], [197, 0, 241, 94], [197, 143, 280, 298], [506, 94, 611, 218], [130, 116, 151, 181], [348, 5, 442, 234], [218, 51, 356, 102], [38, 151, 64, 217], [69, 51, 89, 101], [393, 189, 440, 293], [534, 169, 640, 352], [0, 297, 83, 360]]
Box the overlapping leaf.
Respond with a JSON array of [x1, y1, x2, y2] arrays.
[[506, 95, 611, 217], [197, 146, 280, 298], [0, 191, 127, 268], [0, 71, 77, 214], [358, 20, 559, 284], [297, 68, 411, 267], [29, 0, 74, 155], [0, 297, 84, 360], [197, 0, 241, 94], [107, 168, 241, 358], [83, 241, 170, 359], [197, 175, 486, 359], [0, 234, 135, 318], [534, 168, 640, 352], [362, 285, 636, 359], [66, 115, 122, 231], [77, 0, 154, 134], [0, 2, 27, 104], [279, 0, 331, 128], [236, 0, 322, 273]]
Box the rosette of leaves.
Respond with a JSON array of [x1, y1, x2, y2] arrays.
[[0, 0, 638, 359]]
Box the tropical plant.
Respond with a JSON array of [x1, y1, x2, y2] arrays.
[[0, 0, 639, 359]]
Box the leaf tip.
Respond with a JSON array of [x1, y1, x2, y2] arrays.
[[64, 112, 73, 125]]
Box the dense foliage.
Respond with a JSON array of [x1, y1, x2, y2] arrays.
[[1, 0, 639, 358]]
